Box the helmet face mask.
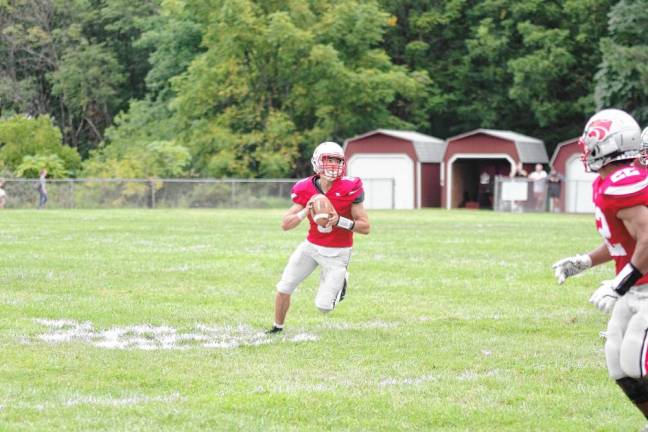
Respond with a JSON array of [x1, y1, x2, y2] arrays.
[[580, 109, 641, 172], [311, 141, 345, 180], [640, 127, 648, 167]]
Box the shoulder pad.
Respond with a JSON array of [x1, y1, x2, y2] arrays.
[[339, 176, 363, 195], [292, 176, 314, 193], [603, 167, 648, 197], [291, 176, 316, 204]]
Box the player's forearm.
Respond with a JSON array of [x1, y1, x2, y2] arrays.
[[351, 218, 370, 235], [281, 208, 307, 231], [630, 236, 648, 274], [588, 243, 612, 267]]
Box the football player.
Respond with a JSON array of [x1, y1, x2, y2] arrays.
[[266, 141, 370, 334], [552, 109, 648, 423]]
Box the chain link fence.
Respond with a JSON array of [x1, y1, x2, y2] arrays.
[[0, 178, 395, 210]]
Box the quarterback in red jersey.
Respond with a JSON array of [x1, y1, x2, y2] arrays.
[[267, 141, 370, 333], [553, 109, 648, 423]]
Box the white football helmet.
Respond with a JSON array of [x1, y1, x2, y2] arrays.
[[311, 141, 345, 180], [640, 127, 648, 166], [579, 108, 641, 172]]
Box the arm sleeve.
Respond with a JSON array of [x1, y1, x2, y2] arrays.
[[349, 178, 364, 203], [291, 182, 309, 206]]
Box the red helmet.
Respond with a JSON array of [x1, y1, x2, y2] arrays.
[[311, 141, 345, 180]]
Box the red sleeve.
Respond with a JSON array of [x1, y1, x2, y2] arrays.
[[291, 178, 311, 206], [348, 177, 364, 203]]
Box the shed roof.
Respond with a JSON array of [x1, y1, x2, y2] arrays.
[[549, 137, 580, 166], [344, 129, 446, 163], [447, 128, 548, 163]]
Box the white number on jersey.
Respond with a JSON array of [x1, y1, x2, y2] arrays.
[[595, 206, 627, 256], [610, 167, 640, 183]]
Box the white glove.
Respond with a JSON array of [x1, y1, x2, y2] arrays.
[[552, 254, 592, 284], [589, 280, 619, 314]]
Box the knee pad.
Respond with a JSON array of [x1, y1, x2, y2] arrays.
[[617, 377, 648, 404], [315, 297, 334, 313], [619, 313, 648, 379], [276, 282, 295, 295]]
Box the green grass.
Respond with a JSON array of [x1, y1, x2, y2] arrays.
[[0, 209, 639, 431]]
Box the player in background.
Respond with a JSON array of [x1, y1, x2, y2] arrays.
[[267, 141, 370, 334], [552, 109, 648, 426]]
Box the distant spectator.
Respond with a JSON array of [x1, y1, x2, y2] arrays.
[[477, 171, 492, 209], [37, 169, 48, 209], [509, 161, 527, 178], [528, 163, 548, 211], [547, 169, 563, 212], [0, 180, 6, 209]]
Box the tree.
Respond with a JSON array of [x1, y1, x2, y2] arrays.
[[0, 115, 81, 176], [170, 0, 430, 177], [594, 0, 648, 124], [378, 0, 614, 147], [16, 153, 67, 178]]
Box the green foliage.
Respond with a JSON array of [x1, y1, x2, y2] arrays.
[[0, 115, 81, 176], [594, 0, 648, 124], [1, 0, 645, 176], [170, 0, 429, 177], [82, 139, 190, 179], [378, 0, 615, 147], [16, 153, 67, 178]]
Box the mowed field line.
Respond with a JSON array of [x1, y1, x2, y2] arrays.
[[0, 209, 638, 431]]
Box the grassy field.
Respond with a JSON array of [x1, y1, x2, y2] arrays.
[[0, 209, 640, 431]]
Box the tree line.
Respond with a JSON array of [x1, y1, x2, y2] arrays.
[[0, 0, 646, 178]]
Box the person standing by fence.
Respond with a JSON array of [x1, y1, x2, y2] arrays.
[[528, 163, 547, 211], [37, 169, 48, 209], [547, 169, 563, 212]]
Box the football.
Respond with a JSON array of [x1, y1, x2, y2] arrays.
[[309, 194, 335, 227]]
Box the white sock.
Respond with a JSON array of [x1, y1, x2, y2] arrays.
[[273, 322, 284, 329]]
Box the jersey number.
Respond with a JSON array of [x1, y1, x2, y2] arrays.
[[595, 206, 627, 256]]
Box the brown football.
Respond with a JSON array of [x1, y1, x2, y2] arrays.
[[310, 194, 336, 227]]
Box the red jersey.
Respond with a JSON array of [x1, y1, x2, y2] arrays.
[[291, 175, 364, 247], [593, 164, 648, 285]]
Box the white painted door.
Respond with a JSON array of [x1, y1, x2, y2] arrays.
[[565, 156, 597, 213], [347, 154, 414, 209]]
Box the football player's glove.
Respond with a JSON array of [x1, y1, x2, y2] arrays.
[[552, 254, 592, 284], [589, 280, 619, 314]]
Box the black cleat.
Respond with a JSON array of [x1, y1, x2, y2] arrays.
[[266, 326, 283, 334], [336, 274, 348, 304]]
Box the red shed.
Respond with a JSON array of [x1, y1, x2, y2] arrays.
[[344, 129, 446, 209], [443, 129, 548, 209], [550, 137, 596, 213]]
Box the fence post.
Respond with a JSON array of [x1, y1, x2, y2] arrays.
[[148, 179, 156, 209], [69, 179, 75, 209], [231, 180, 236, 208]]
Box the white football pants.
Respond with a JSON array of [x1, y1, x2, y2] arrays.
[[605, 284, 648, 379], [276, 240, 351, 312]]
